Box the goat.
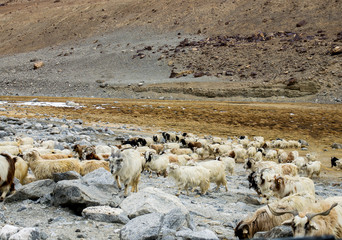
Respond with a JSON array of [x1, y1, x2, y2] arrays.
[[244, 158, 277, 172], [162, 132, 177, 142], [144, 152, 170, 177], [153, 134, 163, 143], [285, 151, 299, 163], [166, 163, 210, 196], [109, 149, 144, 196], [271, 175, 315, 199], [16, 137, 34, 146], [24, 150, 81, 180], [13, 155, 29, 185], [80, 160, 110, 176], [293, 157, 307, 173], [217, 156, 235, 175], [197, 160, 228, 192], [331, 157, 341, 169], [235, 193, 315, 239], [247, 147, 257, 158], [0, 146, 19, 156], [181, 139, 202, 151], [150, 144, 164, 154], [259, 163, 297, 197], [170, 148, 193, 155], [0, 153, 17, 201], [233, 147, 247, 162], [39, 153, 74, 160], [303, 161, 321, 178], [265, 149, 278, 161], [268, 196, 342, 238]]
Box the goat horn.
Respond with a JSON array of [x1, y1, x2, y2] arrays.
[[306, 203, 338, 221], [267, 204, 298, 216]]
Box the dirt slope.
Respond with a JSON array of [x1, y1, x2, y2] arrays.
[[1, 0, 341, 55], [0, 0, 341, 102]]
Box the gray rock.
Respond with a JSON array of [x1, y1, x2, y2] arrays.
[[22, 122, 32, 129], [52, 171, 81, 182], [0, 212, 6, 223], [82, 168, 115, 186], [0, 131, 11, 138], [253, 225, 293, 239], [50, 127, 60, 135], [176, 228, 219, 240], [51, 177, 120, 214], [9, 227, 41, 240], [0, 225, 20, 240], [120, 213, 163, 240], [298, 139, 309, 146], [5, 180, 56, 203], [61, 135, 77, 143], [119, 206, 193, 240], [160, 208, 192, 232], [33, 123, 43, 130], [82, 206, 129, 224], [332, 143, 342, 149], [72, 125, 83, 132], [120, 187, 188, 219], [5, 127, 16, 135]]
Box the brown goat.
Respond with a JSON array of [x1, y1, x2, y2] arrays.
[[0, 153, 17, 201]]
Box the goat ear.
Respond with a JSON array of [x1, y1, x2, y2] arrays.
[[281, 219, 293, 226]]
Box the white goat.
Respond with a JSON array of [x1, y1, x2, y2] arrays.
[[293, 157, 307, 173], [303, 161, 321, 178], [270, 175, 315, 199], [197, 160, 228, 192], [109, 148, 144, 196], [167, 163, 210, 196], [217, 156, 235, 175], [0, 146, 19, 156], [144, 152, 170, 177]]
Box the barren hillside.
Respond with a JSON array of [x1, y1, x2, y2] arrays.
[[1, 0, 341, 55], [0, 0, 341, 101]]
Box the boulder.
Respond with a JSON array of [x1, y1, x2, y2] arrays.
[[176, 228, 219, 240], [52, 171, 81, 182], [253, 225, 293, 239], [160, 208, 192, 232], [82, 168, 115, 186], [120, 213, 163, 240], [51, 169, 120, 214], [5, 179, 56, 203], [120, 207, 194, 240], [9, 227, 42, 240], [82, 206, 129, 224], [120, 187, 188, 219], [0, 225, 20, 240]]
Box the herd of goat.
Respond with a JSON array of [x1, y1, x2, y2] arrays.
[[0, 131, 341, 239]]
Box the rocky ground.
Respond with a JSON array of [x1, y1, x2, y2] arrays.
[[0, 111, 341, 240]]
